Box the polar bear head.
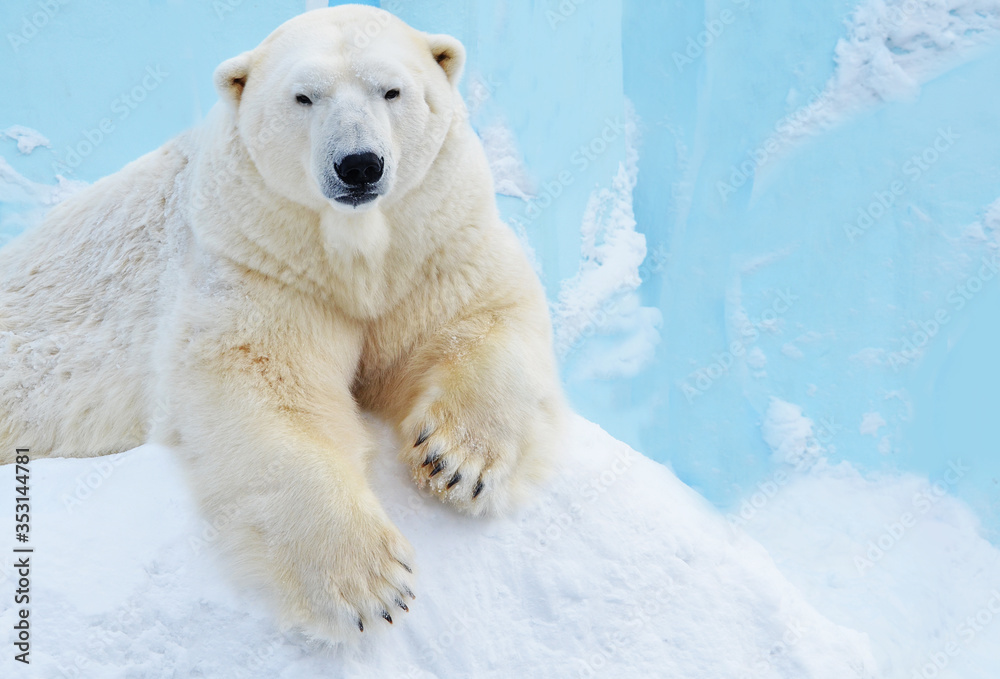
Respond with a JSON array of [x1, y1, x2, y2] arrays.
[[213, 6, 465, 213]]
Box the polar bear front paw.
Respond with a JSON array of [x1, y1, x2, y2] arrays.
[[278, 505, 417, 640], [402, 400, 521, 516]]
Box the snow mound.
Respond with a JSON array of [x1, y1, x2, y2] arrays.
[[0, 414, 877, 678], [745, 459, 1000, 679]]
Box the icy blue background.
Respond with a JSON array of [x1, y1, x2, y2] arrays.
[[2, 0, 998, 536]]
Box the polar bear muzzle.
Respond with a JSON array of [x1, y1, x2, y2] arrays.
[[324, 150, 385, 207]]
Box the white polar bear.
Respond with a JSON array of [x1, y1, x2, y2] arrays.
[[0, 6, 565, 640]]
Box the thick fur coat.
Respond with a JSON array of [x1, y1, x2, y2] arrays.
[[0, 6, 564, 640]]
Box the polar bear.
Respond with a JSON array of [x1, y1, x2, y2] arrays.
[[0, 6, 564, 640]]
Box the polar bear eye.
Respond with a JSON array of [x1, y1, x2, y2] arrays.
[[295, 94, 313, 106], [385, 89, 400, 101]]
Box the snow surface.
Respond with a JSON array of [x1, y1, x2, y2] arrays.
[[742, 396, 1000, 679], [746, 459, 1000, 679], [0, 415, 880, 678]]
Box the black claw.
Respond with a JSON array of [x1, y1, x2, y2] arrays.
[[396, 559, 413, 573], [358, 618, 364, 632], [382, 610, 393, 624], [415, 429, 430, 446], [421, 454, 433, 467], [404, 586, 416, 600], [447, 472, 462, 489], [473, 479, 484, 498], [430, 460, 445, 477], [395, 597, 409, 612]]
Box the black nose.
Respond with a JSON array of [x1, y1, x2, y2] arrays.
[[335, 152, 384, 186]]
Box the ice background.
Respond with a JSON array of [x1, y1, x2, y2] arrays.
[[2, 0, 1000, 676]]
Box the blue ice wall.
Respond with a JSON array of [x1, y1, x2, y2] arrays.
[[2, 0, 999, 536], [622, 1, 1000, 535]]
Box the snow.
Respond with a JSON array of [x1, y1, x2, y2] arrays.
[[0, 415, 880, 678], [738, 396, 1000, 678], [0, 157, 84, 206], [0, 157, 86, 245], [476, 121, 534, 200], [550, 100, 662, 375], [745, 459, 1000, 679], [2, 125, 49, 155], [759, 0, 1000, 171], [860, 412, 887, 436], [761, 398, 824, 470]]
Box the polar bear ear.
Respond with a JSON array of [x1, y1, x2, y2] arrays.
[[214, 51, 253, 108], [426, 33, 465, 86]]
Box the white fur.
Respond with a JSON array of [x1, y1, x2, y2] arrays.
[[0, 6, 564, 642]]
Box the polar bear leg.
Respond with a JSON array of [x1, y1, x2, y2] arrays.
[[394, 307, 563, 517], [170, 377, 416, 639], [158, 286, 416, 640]]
